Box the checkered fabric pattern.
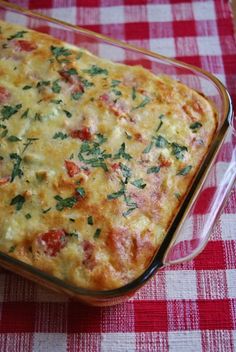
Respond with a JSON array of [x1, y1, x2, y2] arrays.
[[0, 0, 235, 351]]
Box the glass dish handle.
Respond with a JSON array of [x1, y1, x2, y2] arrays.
[[164, 125, 236, 265]]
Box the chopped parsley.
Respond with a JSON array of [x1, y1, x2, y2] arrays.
[[21, 108, 29, 119], [0, 128, 8, 138], [131, 178, 146, 189], [132, 96, 150, 110], [143, 141, 154, 154], [50, 46, 72, 61], [147, 166, 161, 174], [71, 92, 83, 100], [156, 120, 163, 133], [8, 245, 16, 253], [171, 143, 188, 160], [42, 207, 51, 214], [119, 163, 132, 182], [25, 213, 32, 219], [65, 68, 78, 76], [1, 104, 22, 120], [63, 110, 72, 118], [53, 132, 68, 140], [10, 194, 25, 211], [7, 135, 21, 142], [79, 77, 94, 88], [50, 99, 62, 104], [7, 30, 27, 41], [112, 89, 122, 96], [190, 121, 202, 132], [122, 207, 137, 217], [113, 143, 132, 160], [54, 195, 77, 211], [76, 187, 85, 198], [83, 65, 108, 76], [174, 192, 181, 200], [22, 85, 32, 90], [22, 138, 39, 153], [94, 228, 101, 239], [52, 80, 61, 93], [107, 184, 125, 200], [36, 80, 50, 88], [68, 232, 79, 238], [87, 215, 93, 225], [177, 165, 192, 176], [154, 135, 169, 148], [132, 87, 136, 100], [125, 131, 132, 140], [78, 134, 110, 172], [10, 153, 23, 182], [111, 79, 121, 88]]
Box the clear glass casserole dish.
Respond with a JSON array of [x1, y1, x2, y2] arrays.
[[0, 0, 235, 306]]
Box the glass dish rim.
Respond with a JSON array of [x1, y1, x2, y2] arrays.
[[0, 0, 234, 299]]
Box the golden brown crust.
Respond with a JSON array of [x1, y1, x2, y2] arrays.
[[0, 20, 217, 290]]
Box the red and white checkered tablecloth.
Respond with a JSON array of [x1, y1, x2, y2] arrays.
[[0, 0, 235, 351]]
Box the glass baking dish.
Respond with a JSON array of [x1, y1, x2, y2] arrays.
[[0, 0, 235, 306]]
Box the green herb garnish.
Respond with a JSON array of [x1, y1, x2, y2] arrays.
[[1, 104, 22, 120], [8, 245, 16, 253], [87, 216, 93, 225], [53, 132, 68, 140], [71, 92, 83, 100], [154, 135, 169, 148], [54, 195, 77, 211], [36, 80, 50, 88], [171, 143, 188, 160], [25, 213, 32, 219], [119, 163, 132, 182], [7, 135, 21, 142], [76, 187, 85, 198], [22, 85, 32, 90], [177, 165, 192, 176], [111, 79, 121, 88], [113, 143, 132, 160], [147, 166, 161, 174], [65, 68, 78, 76], [107, 184, 125, 200], [21, 108, 29, 119], [83, 65, 108, 76], [10, 153, 23, 182], [63, 110, 72, 118], [143, 141, 153, 154], [42, 207, 51, 214], [94, 228, 101, 239], [7, 30, 27, 41], [10, 194, 25, 211], [50, 46, 72, 60], [131, 178, 146, 189], [132, 87, 136, 100], [52, 80, 61, 93], [190, 122, 202, 131], [22, 138, 39, 153], [132, 96, 150, 110]]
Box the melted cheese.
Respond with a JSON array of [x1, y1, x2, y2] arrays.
[[0, 20, 217, 290]]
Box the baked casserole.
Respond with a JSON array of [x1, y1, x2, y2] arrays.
[[0, 21, 217, 290]]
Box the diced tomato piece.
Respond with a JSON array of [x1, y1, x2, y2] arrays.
[[82, 240, 96, 270], [65, 160, 80, 177], [111, 163, 120, 171], [159, 155, 172, 167], [15, 40, 37, 52], [70, 127, 92, 141], [39, 229, 66, 256], [0, 86, 10, 103], [0, 176, 10, 185]]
